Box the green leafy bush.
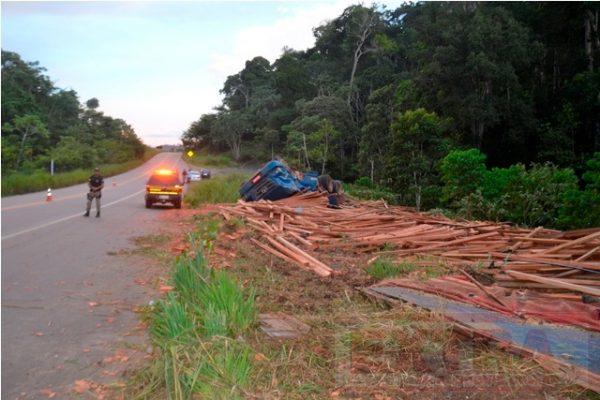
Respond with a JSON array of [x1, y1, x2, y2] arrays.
[[346, 177, 398, 204], [440, 149, 487, 204], [443, 154, 579, 226], [184, 174, 248, 206], [557, 152, 600, 229], [188, 150, 234, 167]]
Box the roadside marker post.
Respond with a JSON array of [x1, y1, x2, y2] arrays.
[[46, 188, 53, 202]]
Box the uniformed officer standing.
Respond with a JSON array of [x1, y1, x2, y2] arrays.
[[84, 167, 104, 217]]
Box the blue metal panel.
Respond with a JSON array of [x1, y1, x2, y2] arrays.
[[371, 286, 600, 375]]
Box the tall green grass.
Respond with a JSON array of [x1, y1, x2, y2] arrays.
[[2, 149, 157, 196], [187, 151, 234, 167], [184, 174, 248, 206], [129, 218, 256, 399]]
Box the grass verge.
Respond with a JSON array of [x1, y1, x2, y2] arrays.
[[187, 150, 234, 168], [184, 174, 248, 207], [127, 221, 256, 399], [126, 208, 594, 399], [1, 148, 158, 196]]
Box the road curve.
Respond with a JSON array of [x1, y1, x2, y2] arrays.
[[1, 152, 188, 399]]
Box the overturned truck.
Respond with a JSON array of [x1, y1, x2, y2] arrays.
[[239, 160, 318, 201], [239, 160, 344, 206]]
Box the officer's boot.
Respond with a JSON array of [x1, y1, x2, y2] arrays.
[[84, 210, 90, 217], [96, 211, 100, 218]]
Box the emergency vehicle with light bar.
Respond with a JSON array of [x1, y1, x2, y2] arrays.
[[145, 169, 183, 208]]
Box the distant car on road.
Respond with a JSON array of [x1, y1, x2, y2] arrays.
[[145, 169, 183, 209], [187, 170, 202, 182], [201, 169, 211, 179]]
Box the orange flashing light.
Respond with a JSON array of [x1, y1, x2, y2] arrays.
[[155, 169, 175, 176]]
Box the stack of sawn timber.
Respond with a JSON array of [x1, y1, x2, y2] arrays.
[[218, 192, 600, 299]]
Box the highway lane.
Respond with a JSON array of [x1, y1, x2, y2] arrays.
[[1, 152, 188, 399], [2, 152, 185, 239]]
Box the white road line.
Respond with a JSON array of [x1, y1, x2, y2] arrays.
[[1, 189, 145, 241]]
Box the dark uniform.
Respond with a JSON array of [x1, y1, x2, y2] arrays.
[[85, 170, 104, 217]]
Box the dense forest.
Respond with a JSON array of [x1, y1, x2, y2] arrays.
[[1, 50, 146, 175], [182, 2, 600, 228]]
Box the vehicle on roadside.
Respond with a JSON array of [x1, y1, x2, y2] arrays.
[[187, 170, 202, 182], [145, 169, 183, 209], [200, 168, 211, 179], [240, 160, 316, 201]]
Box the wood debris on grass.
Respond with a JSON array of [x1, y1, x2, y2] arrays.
[[258, 312, 311, 339], [219, 191, 600, 327]]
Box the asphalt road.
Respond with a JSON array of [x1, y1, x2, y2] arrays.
[[1, 152, 190, 399]]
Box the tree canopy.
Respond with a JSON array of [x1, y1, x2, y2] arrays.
[[1, 50, 145, 174], [180, 2, 599, 228]]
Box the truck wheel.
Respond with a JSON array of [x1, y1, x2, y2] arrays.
[[145, 199, 152, 209], [174, 200, 182, 209]]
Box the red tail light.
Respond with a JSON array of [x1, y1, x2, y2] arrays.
[[251, 174, 261, 184]]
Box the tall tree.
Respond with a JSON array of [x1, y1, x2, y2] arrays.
[[388, 109, 452, 210]]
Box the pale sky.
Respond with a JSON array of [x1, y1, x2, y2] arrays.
[[2, 1, 401, 146]]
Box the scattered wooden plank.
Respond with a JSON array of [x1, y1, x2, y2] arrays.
[[505, 270, 600, 297], [541, 231, 600, 254], [259, 312, 310, 338], [509, 226, 544, 252]]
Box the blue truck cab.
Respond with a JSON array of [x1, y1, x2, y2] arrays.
[[239, 161, 317, 201]]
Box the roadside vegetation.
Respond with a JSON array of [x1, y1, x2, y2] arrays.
[[187, 150, 234, 168], [180, 3, 599, 230], [128, 219, 256, 399], [2, 50, 148, 194], [1, 148, 157, 196], [184, 174, 248, 207], [126, 209, 592, 399]]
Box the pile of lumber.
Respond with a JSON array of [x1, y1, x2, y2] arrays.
[[219, 192, 600, 298]]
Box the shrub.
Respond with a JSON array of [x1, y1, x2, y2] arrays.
[[184, 174, 248, 206], [557, 152, 600, 229], [491, 163, 578, 226], [188, 150, 234, 167], [347, 177, 398, 204], [440, 149, 487, 204]]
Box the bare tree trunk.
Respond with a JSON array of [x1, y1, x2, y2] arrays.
[[586, 11, 594, 72], [552, 49, 558, 92], [413, 171, 422, 211], [370, 159, 374, 182], [585, 10, 600, 72], [302, 133, 311, 170], [321, 132, 329, 174], [229, 133, 242, 160], [16, 129, 30, 169], [347, 12, 377, 114], [471, 121, 485, 148]]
